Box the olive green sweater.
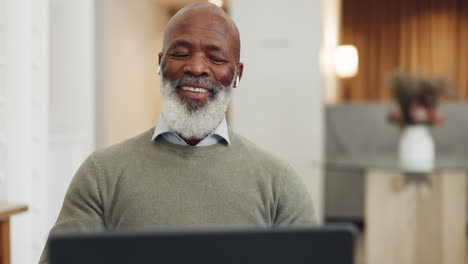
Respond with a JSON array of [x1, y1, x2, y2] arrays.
[[40, 128, 315, 263]]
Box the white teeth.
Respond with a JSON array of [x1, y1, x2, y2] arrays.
[[181, 86, 209, 93]]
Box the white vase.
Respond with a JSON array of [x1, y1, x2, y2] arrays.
[[398, 125, 435, 173]]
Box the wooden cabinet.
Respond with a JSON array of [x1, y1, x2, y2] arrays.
[[0, 202, 27, 264], [365, 170, 466, 264]]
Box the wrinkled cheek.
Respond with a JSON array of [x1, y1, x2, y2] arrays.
[[219, 77, 233, 87], [160, 60, 183, 82], [216, 66, 236, 87]]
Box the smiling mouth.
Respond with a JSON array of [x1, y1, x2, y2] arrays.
[[180, 86, 210, 93], [178, 85, 213, 102]]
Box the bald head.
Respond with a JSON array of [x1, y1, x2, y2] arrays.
[[162, 2, 241, 62]]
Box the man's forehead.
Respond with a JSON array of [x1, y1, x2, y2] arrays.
[[165, 12, 234, 41], [162, 3, 240, 59], [167, 37, 227, 52], [167, 18, 231, 39]]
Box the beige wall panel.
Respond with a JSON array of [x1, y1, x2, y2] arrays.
[[96, 0, 170, 148]]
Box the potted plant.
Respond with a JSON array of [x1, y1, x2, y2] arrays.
[[387, 71, 451, 172]]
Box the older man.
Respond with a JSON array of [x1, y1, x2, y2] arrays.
[[39, 2, 314, 263]]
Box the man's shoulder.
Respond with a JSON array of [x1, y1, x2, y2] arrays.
[[92, 127, 155, 161], [230, 131, 291, 172]]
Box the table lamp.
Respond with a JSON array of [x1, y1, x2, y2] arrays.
[[334, 45, 358, 100]]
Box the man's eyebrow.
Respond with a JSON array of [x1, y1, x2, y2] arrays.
[[168, 41, 227, 56], [205, 44, 226, 55], [169, 40, 193, 49]]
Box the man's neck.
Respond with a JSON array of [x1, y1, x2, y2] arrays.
[[181, 137, 202, 146]]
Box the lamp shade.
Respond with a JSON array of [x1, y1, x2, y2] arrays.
[[334, 45, 359, 78]]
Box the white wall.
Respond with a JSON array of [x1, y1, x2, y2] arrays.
[[230, 0, 324, 223], [2, 1, 95, 263], [4, 0, 33, 262], [4, 0, 49, 263], [31, 0, 50, 260], [0, 0, 9, 202], [48, 0, 95, 234]]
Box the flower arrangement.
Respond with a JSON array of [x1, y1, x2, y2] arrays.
[[387, 71, 451, 127]]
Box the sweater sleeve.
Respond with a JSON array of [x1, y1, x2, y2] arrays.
[[273, 164, 316, 226], [38, 154, 106, 264]]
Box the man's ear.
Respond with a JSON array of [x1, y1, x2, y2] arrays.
[[234, 63, 244, 88], [158, 52, 163, 75], [237, 63, 244, 80]]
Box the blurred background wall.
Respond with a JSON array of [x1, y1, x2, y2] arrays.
[[48, 0, 95, 237], [95, 0, 167, 148], [230, 0, 324, 225], [2, 0, 96, 262]]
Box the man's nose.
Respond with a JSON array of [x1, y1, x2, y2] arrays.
[[183, 54, 210, 77]]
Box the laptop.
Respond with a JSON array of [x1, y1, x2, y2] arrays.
[[50, 225, 357, 264]]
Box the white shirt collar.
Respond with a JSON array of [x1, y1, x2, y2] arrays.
[[152, 113, 230, 147]]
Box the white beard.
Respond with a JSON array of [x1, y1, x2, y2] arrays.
[[160, 76, 233, 140]]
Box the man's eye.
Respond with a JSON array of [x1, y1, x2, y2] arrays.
[[209, 57, 227, 64], [170, 53, 188, 59]]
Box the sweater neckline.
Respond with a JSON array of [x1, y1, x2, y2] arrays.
[[153, 135, 233, 156]]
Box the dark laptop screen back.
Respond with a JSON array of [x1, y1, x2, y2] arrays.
[[50, 226, 356, 264]]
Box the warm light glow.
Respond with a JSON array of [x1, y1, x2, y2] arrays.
[[208, 0, 223, 7], [334, 45, 359, 78]]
